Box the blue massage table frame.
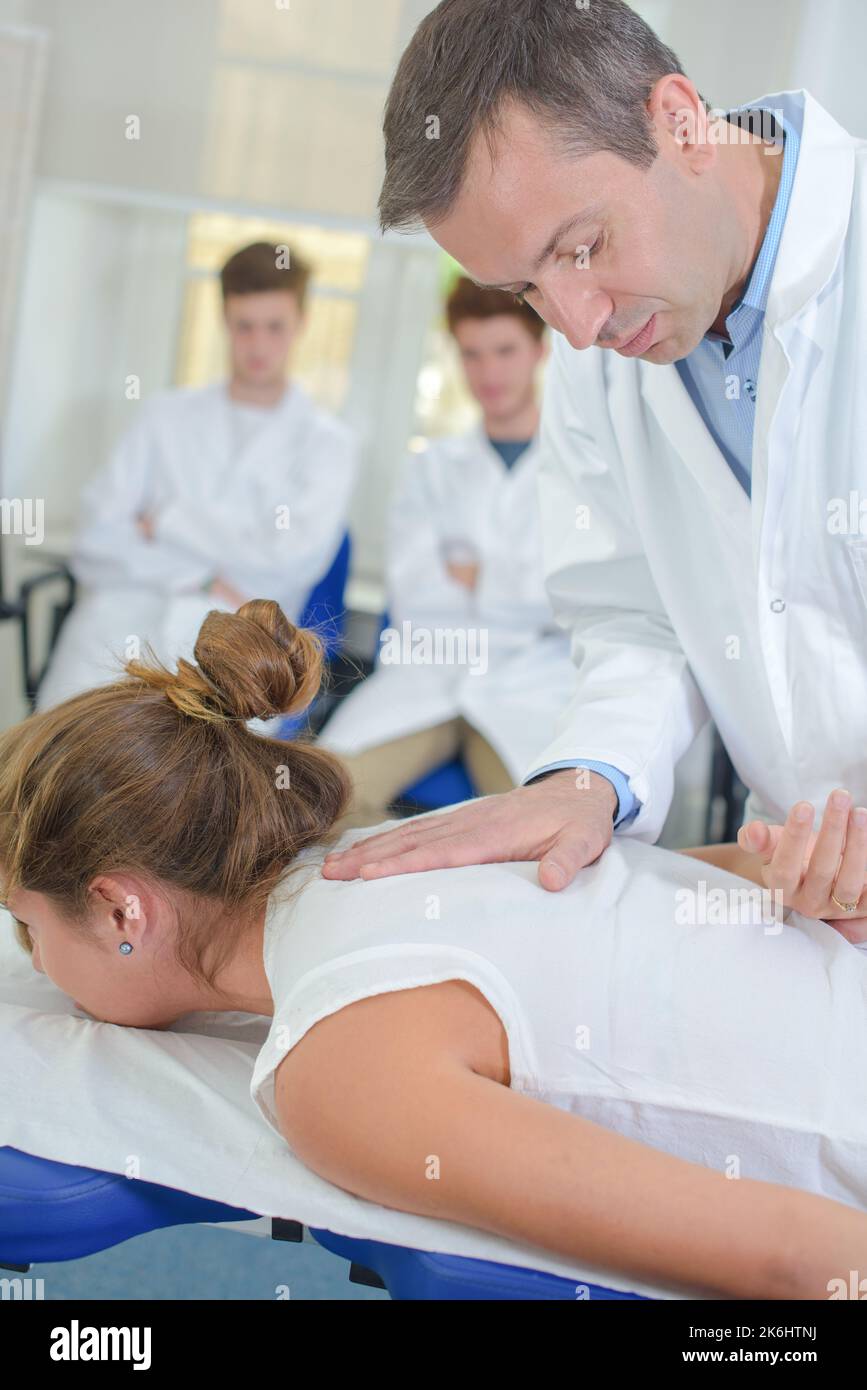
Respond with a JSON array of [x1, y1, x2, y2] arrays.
[[0, 1146, 647, 1300]]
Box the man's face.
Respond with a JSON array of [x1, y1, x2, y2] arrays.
[[223, 290, 304, 385], [428, 94, 730, 365], [451, 314, 544, 420]]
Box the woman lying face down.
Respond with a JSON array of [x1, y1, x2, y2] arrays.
[[2, 598, 867, 1301], [0, 601, 347, 1031]]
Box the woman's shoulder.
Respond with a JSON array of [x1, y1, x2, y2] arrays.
[[272, 975, 510, 1148]]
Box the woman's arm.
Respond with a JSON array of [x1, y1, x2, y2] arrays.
[[274, 980, 866, 1299], [677, 841, 765, 884]]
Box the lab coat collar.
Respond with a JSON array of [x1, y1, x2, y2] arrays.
[[198, 377, 313, 475], [757, 89, 857, 329], [212, 376, 311, 427], [637, 90, 855, 537], [471, 420, 540, 478], [745, 91, 855, 553]]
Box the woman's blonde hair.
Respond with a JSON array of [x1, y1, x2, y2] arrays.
[[0, 599, 351, 993]]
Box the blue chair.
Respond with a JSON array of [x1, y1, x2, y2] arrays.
[[298, 533, 352, 661], [275, 533, 351, 739], [0, 1146, 648, 1299], [398, 756, 477, 811], [375, 609, 479, 811]]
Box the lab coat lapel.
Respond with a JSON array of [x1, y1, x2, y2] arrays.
[[751, 90, 855, 574], [638, 362, 751, 544], [476, 427, 541, 540], [240, 380, 307, 481], [194, 383, 234, 486], [207, 379, 306, 489], [637, 89, 855, 573], [474, 424, 513, 482], [477, 424, 540, 489], [759, 90, 855, 325]]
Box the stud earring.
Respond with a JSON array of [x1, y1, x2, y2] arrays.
[[119, 941, 133, 955]]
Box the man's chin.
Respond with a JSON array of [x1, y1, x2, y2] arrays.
[[640, 333, 697, 366], [640, 338, 678, 365]]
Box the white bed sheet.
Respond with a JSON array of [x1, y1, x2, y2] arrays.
[[0, 911, 702, 1299]]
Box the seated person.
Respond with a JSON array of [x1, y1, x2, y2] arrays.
[[36, 241, 358, 711], [320, 277, 577, 824], [3, 598, 867, 1300]]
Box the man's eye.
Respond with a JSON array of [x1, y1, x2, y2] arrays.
[[575, 237, 602, 266]]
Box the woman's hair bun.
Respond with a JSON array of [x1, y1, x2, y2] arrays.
[[126, 600, 324, 726]]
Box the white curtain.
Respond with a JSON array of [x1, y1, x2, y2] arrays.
[[0, 21, 47, 423]]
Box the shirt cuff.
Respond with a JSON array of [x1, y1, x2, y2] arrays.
[[523, 759, 641, 828]]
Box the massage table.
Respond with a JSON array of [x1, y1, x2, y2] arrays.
[[0, 1146, 649, 1299]]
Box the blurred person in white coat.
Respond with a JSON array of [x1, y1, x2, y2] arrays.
[[321, 277, 576, 825], [36, 242, 358, 711]]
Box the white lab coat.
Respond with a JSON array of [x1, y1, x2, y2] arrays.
[[36, 380, 358, 710], [524, 89, 867, 838], [321, 427, 577, 783]]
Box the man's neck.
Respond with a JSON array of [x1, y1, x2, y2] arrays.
[[228, 376, 290, 408], [483, 397, 539, 442], [709, 117, 785, 337]]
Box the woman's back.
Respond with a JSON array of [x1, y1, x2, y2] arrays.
[[251, 824, 867, 1209]]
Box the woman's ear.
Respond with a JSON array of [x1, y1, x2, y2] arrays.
[[87, 874, 150, 940]]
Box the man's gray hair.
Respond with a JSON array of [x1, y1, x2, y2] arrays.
[[380, 0, 698, 233]]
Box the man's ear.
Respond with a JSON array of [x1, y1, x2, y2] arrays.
[[648, 73, 715, 173]]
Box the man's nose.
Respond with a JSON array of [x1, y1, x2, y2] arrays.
[[541, 283, 612, 352]]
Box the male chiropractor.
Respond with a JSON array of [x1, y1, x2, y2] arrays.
[[324, 0, 867, 937]]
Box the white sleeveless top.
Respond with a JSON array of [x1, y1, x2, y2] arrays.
[[250, 825, 867, 1208]]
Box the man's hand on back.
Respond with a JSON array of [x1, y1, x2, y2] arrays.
[[321, 768, 618, 889]]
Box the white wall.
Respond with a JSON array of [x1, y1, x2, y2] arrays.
[[4, 190, 187, 524], [643, 0, 867, 133], [788, 0, 867, 137]]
